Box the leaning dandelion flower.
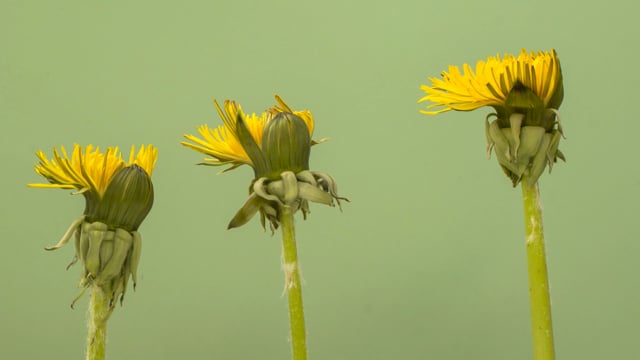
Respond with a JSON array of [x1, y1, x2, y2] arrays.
[[181, 94, 343, 230], [29, 144, 157, 360], [419, 49, 565, 186], [182, 95, 346, 360], [419, 50, 565, 360]]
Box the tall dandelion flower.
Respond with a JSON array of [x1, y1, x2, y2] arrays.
[[419, 49, 565, 360], [29, 144, 157, 360], [182, 95, 346, 360]]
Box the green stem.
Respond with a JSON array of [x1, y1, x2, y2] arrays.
[[279, 205, 308, 360], [87, 284, 112, 360], [521, 180, 555, 360]]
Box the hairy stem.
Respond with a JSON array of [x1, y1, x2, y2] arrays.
[[86, 284, 112, 360], [280, 205, 308, 360], [521, 180, 555, 360]]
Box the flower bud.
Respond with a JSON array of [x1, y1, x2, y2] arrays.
[[261, 112, 311, 179], [93, 165, 154, 231]]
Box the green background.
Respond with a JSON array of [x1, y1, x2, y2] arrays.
[[2, 1, 638, 359]]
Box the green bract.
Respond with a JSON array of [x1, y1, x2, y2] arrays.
[[95, 165, 154, 231], [262, 112, 311, 179], [486, 82, 565, 186], [235, 112, 312, 180]]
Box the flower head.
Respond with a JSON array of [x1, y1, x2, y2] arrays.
[[419, 49, 563, 117], [182, 95, 314, 175], [418, 49, 566, 186], [183, 95, 346, 231], [30, 144, 156, 194], [29, 144, 157, 306]]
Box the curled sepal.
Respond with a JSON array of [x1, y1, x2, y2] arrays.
[[311, 171, 349, 210], [265, 171, 300, 205], [70, 283, 90, 309], [253, 177, 283, 206], [485, 114, 498, 158], [295, 170, 318, 187], [66, 227, 82, 270], [229, 169, 348, 230], [228, 192, 264, 230], [259, 202, 279, 233], [45, 215, 85, 251], [129, 232, 142, 289], [298, 182, 333, 206]]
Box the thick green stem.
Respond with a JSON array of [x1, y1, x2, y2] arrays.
[[87, 285, 112, 360], [279, 205, 308, 360], [521, 180, 555, 360]]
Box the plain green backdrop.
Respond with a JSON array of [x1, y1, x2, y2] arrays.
[[2, 0, 639, 359]]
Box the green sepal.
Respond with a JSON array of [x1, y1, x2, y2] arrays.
[[235, 114, 269, 178], [98, 231, 115, 273], [296, 170, 318, 186], [265, 171, 300, 205], [129, 232, 142, 288], [489, 120, 512, 163], [78, 224, 90, 274], [546, 130, 563, 172], [86, 221, 108, 278], [298, 182, 333, 205], [97, 228, 133, 287], [527, 133, 552, 186], [45, 214, 85, 251], [228, 193, 263, 230]]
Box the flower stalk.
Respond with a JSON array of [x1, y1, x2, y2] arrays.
[[29, 144, 157, 360], [521, 179, 555, 360], [419, 49, 564, 359], [280, 205, 308, 360], [183, 95, 347, 360], [87, 284, 113, 360]]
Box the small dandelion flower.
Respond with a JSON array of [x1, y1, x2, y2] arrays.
[[182, 95, 347, 231], [29, 144, 157, 306], [419, 49, 565, 186]]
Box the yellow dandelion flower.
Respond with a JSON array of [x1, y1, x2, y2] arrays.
[[183, 94, 346, 231], [29, 144, 157, 197], [419, 49, 563, 115], [418, 49, 566, 186], [30, 143, 157, 321], [181, 94, 314, 172], [181, 100, 268, 169]]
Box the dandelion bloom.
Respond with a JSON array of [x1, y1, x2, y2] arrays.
[[182, 95, 314, 174], [182, 95, 345, 230], [419, 49, 563, 116], [418, 49, 565, 186], [30, 144, 157, 305]]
